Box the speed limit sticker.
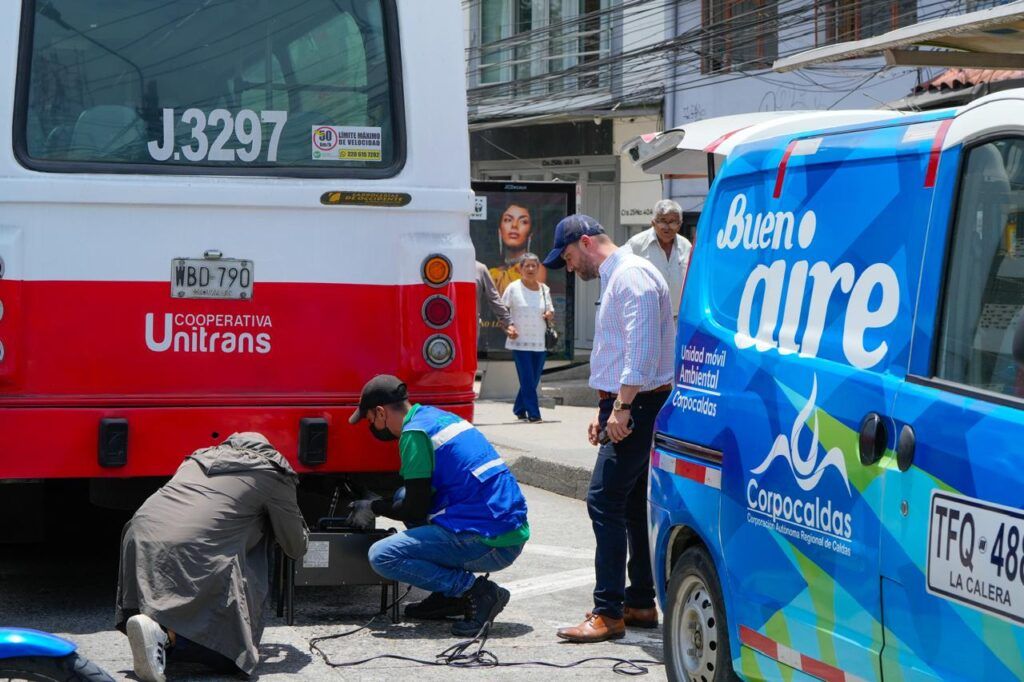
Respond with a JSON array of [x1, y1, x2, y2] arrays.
[[311, 125, 382, 161], [928, 490, 1024, 625]]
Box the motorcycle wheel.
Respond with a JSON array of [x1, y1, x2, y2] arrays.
[[0, 653, 115, 682]]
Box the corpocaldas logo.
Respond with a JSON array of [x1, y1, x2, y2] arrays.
[[745, 376, 855, 556]]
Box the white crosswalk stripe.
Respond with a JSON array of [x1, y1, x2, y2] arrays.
[[521, 544, 593, 560], [503, 568, 595, 599]]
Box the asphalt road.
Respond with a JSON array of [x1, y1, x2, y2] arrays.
[[0, 485, 666, 681]]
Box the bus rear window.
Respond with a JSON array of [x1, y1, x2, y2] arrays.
[[18, 0, 403, 176]]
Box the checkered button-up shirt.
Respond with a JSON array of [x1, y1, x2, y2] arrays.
[[589, 248, 675, 393]]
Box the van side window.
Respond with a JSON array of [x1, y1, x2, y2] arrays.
[[937, 138, 1024, 400], [20, 0, 401, 175]]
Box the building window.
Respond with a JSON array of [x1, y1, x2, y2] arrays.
[[20, 0, 403, 176], [474, 0, 611, 92], [576, 0, 607, 89], [479, 0, 516, 85], [701, 0, 779, 74], [815, 0, 916, 45]]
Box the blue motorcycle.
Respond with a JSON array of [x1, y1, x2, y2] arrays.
[[0, 628, 114, 681]]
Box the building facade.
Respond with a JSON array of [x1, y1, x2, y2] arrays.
[[661, 0, 978, 213], [465, 0, 671, 349], [465, 0, 1000, 351]]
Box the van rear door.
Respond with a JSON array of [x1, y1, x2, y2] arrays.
[[883, 109, 1024, 680], [711, 119, 943, 681]]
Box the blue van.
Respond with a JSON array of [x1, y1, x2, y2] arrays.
[[626, 91, 1024, 681]]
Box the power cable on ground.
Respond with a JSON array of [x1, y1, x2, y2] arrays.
[[307, 586, 665, 676]]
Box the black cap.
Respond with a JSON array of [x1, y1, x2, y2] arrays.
[[543, 214, 605, 269], [348, 374, 409, 424]]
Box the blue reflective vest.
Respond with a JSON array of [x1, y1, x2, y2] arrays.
[[403, 405, 528, 538]]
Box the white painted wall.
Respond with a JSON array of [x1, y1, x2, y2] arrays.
[[614, 116, 664, 231]]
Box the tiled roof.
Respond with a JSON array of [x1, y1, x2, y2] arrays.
[[914, 68, 1024, 93]]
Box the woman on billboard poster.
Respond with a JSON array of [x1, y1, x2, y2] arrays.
[[490, 203, 547, 295]]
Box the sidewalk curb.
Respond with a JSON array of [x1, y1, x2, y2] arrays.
[[497, 447, 591, 501]]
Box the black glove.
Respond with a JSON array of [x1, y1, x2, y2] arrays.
[[346, 498, 377, 530]]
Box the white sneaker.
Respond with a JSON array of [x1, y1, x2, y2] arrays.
[[126, 614, 168, 682]]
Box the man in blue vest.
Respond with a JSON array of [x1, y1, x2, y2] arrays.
[[347, 374, 530, 636]]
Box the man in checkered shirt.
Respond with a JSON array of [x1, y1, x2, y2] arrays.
[[543, 214, 675, 643]]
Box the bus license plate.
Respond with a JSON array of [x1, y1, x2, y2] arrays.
[[171, 258, 254, 300], [927, 490, 1024, 625]]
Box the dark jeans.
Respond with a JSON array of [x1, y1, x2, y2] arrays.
[[168, 636, 242, 676], [588, 389, 667, 620], [512, 350, 546, 420], [118, 607, 242, 677]]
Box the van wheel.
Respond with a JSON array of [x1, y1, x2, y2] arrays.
[[664, 547, 736, 682]]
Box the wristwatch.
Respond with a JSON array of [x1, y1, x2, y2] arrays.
[[613, 399, 632, 412]]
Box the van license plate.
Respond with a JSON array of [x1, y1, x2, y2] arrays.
[[927, 490, 1024, 625], [171, 258, 254, 300]]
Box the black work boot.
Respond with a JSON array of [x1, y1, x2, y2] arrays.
[[404, 591, 467, 620], [451, 576, 510, 637]]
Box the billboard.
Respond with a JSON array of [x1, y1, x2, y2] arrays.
[[470, 181, 576, 360]]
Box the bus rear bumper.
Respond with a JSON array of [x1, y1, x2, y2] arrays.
[[0, 402, 474, 479]]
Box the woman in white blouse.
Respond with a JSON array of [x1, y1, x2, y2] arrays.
[[501, 253, 554, 422]]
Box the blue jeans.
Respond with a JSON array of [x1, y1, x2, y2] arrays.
[[368, 524, 523, 597], [512, 350, 546, 420], [587, 390, 666, 620]]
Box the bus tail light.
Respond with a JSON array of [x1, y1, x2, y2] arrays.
[[422, 254, 452, 287], [422, 295, 454, 329], [423, 334, 455, 368]]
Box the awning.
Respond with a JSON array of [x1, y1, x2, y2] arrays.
[[773, 1, 1024, 72]]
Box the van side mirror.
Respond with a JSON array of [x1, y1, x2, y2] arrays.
[[1014, 314, 1024, 367]]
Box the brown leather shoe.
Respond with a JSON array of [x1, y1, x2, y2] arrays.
[[585, 607, 659, 629], [623, 606, 658, 629], [556, 614, 625, 642]]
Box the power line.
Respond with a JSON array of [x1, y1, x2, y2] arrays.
[[466, 0, 959, 119], [464, 0, 677, 52], [467, 0, 955, 92], [465, 0, 695, 73]]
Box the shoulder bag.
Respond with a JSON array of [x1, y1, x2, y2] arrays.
[[541, 285, 559, 353]]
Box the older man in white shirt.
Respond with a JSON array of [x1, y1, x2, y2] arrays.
[[624, 199, 692, 321], [542, 214, 674, 643]]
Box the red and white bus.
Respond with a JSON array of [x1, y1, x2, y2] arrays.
[[0, 0, 475, 512]]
